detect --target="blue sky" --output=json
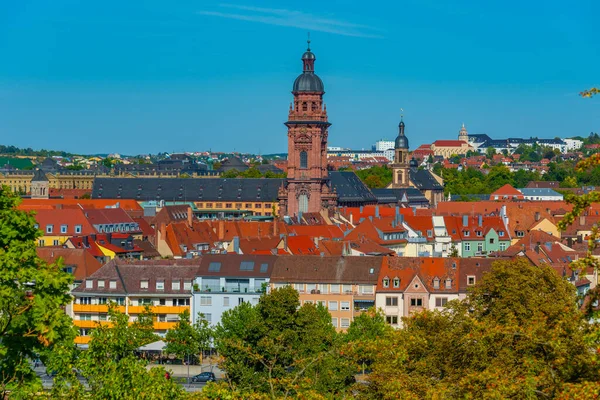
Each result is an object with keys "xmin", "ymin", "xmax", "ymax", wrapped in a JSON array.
[{"xmin": 0, "ymin": 0, "xmax": 598, "ymax": 155}]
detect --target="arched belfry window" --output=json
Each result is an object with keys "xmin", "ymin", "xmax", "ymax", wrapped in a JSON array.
[{"xmin": 300, "ymin": 151, "xmax": 308, "ymax": 169}]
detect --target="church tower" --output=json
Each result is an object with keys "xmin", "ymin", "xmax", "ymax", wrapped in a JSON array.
[
  {"xmin": 278, "ymin": 39, "xmax": 337, "ymax": 218},
  {"xmin": 390, "ymin": 116, "xmax": 410, "ymax": 188},
  {"xmin": 458, "ymin": 123, "xmax": 469, "ymax": 142}
]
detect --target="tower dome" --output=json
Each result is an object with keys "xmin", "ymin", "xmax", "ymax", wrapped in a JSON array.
[
  {"xmin": 395, "ymin": 119, "xmax": 409, "ymax": 149},
  {"xmin": 292, "ymin": 39, "xmax": 324, "ymax": 93}
]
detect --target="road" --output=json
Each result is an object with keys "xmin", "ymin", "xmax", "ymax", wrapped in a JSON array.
[{"xmin": 33, "ymin": 365, "xmax": 208, "ymax": 392}]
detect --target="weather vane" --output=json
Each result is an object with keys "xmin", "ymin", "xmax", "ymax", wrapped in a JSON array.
[{"xmin": 307, "ymin": 32, "xmax": 311, "ymax": 50}]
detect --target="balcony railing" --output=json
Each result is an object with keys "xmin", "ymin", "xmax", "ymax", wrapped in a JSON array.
[
  {"xmin": 74, "ymin": 336, "xmax": 91, "ymax": 344},
  {"xmin": 73, "ymin": 320, "xmax": 112, "ymax": 328},
  {"xmin": 408, "ymin": 237, "xmax": 428, "ymax": 243},
  {"xmin": 128, "ymin": 305, "xmax": 190, "ymax": 314},
  {"xmin": 198, "ymin": 286, "xmax": 263, "ymax": 294},
  {"xmin": 73, "ymin": 304, "xmax": 125, "ymax": 313}
]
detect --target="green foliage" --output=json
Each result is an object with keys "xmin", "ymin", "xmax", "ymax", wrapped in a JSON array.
[
  {"xmin": 355, "ymin": 166, "xmax": 392, "ymax": 188},
  {"xmin": 214, "ymin": 286, "xmax": 355, "ymax": 398},
  {"xmin": 440, "ymin": 165, "xmax": 544, "ymax": 195},
  {"xmin": 360, "ymin": 259, "xmax": 600, "ymax": 399},
  {"xmin": 165, "ymin": 310, "xmax": 212, "ymax": 361},
  {"xmin": 0, "ymin": 186, "xmax": 75, "ymax": 397}
]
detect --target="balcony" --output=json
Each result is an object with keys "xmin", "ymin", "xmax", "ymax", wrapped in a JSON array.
[
  {"xmin": 73, "ymin": 304, "xmax": 125, "ymax": 313},
  {"xmin": 153, "ymin": 321, "xmax": 178, "ymax": 330},
  {"xmin": 73, "ymin": 320, "xmax": 112, "ymax": 328},
  {"xmin": 128, "ymin": 305, "xmax": 190, "ymax": 314},
  {"xmin": 197, "ymin": 285, "xmax": 263, "ymax": 294},
  {"xmin": 407, "ymin": 237, "xmax": 428, "ymax": 243},
  {"xmin": 418, "ymin": 252, "xmax": 431, "ymax": 257},
  {"xmin": 74, "ymin": 336, "xmax": 91, "ymax": 344}
]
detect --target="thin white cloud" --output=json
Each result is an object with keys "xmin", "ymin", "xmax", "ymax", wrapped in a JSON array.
[{"xmin": 198, "ymin": 4, "xmax": 384, "ymax": 39}]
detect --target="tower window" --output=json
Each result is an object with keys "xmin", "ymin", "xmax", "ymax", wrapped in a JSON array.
[
  {"xmin": 300, "ymin": 151, "xmax": 308, "ymax": 169},
  {"xmin": 311, "ymin": 102, "xmax": 318, "ymax": 111},
  {"xmin": 302, "ymin": 102, "xmax": 308, "ymax": 111},
  {"xmin": 298, "ymin": 194, "xmax": 308, "ymax": 214}
]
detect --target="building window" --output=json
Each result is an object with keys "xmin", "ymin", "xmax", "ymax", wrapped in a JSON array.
[
  {"xmin": 467, "ymin": 276, "xmax": 476, "ymax": 286},
  {"xmin": 463, "ymin": 231, "xmax": 469, "ymax": 237},
  {"xmin": 53, "ymin": 240, "xmax": 60, "ymax": 246},
  {"xmin": 499, "ymin": 231, "xmax": 504, "ymax": 237},
  {"xmin": 46, "ymin": 224, "xmax": 53, "ymax": 234},
  {"xmin": 340, "ymin": 318, "xmax": 350, "ymax": 328},
  {"xmin": 98, "ymin": 297, "xmax": 108, "ymax": 304},
  {"xmin": 86, "ymin": 280, "xmax": 93, "ymax": 289},
  {"xmin": 294, "ymin": 283, "xmax": 305, "ymax": 293},
  {"xmin": 75, "ymin": 225, "xmax": 82, "ymax": 234},
  {"xmin": 38, "ymin": 239, "xmax": 44, "ymax": 247},
  {"xmin": 341, "ymin": 301, "xmax": 350, "ymax": 311},
  {"xmin": 328, "ymin": 301, "xmax": 338, "ymax": 311},
  {"xmin": 300, "ymin": 151, "xmax": 308, "ymax": 169},
  {"xmin": 318, "ymin": 284, "xmax": 328, "ymax": 294},
  {"xmin": 99, "ymin": 314, "xmax": 108, "ymax": 321},
  {"xmin": 60, "ymin": 224, "xmax": 68, "ymax": 234},
  {"xmin": 489, "ymin": 238, "xmax": 495, "ymax": 244},
  {"xmin": 172, "ymin": 281, "xmax": 181, "ymax": 291},
  {"xmin": 410, "ymin": 298, "xmax": 423, "ymax": 307},
  {"xmin": 200, "ymin": 296, "xmax": 212, "ymax": 306},
  {"xmin": 433, "ymin": 278, "xmax": 440, "ymax": 289},
  {"xmin": 140, "ymin": 280, "xmax": 149, "ymax": 290},
  {"xmin": 386, "ymin": 297, "xmax": 398, "ymax": 306},
  {"xmin": 254, "ymin": 203, "xmax": 262, "ymax": 208},
  {"xmin": 109, "ymin": 280, "xmax": 117, "ymax": 289},
  {"xmin": 331, "ymin": 317, "xmax": 338, "ymax": 328},
  {"xmin": 183, "ymin": 281, "xmax": 192, "ymax": 291},
  {"xmin": 516, "ymin": 231, "xmax": 525, "ymax": 237},
  {"xmin": 204, "ymin": 313, "xmax": 212, "ymax": 324},
  {"xmin": 79, "ymin": 297, "xmax": 92, "ymax": 305},
  {"xmin": 427, "ymin": 230, "xmax": 433, "ymax": 238},
  {"xmin": 238, "ymin": 298, "xmax": 244, "ymax": 305},
  {"xmin": 393, "ymin": 277, "xmax": 400, "ymax": 288},
  {"xmin": 79, "ymin": 314, "xmax": 92, "ymax": 321},
  {"xmin": 223, "ymin": 297, "xmax": 230, "ymax": 306},
  {"xmin": 435, "ymin": 297, "xmax": 448, "ymax": 307},
  {"xmin": 382, "ymin": 277, "xmax": 390, "ymax": 288},
  {"xmin": 464, "ymin": 243, "xmax": 471, "ymax": 252},
  {"xmin": 98, "ymin": 280, "xmax": 105, "ymax": 289},
  {"xmin": 386, "ymin": 315, "xmax": 398, "ymax": 325},
  {"xmin": 330, "ymin": 284, "xmax": 340, "ymax": 293},
  {"xmin": 500, "ymin": 242, "xmax": 507, "ymax": 251},
  {"xmin": 445, "ymin": 279, "xmax": 452, "ymax": 289},
  {"xmin": 298, "ymin": 194, "xmax": 308, "ymax": 214}
]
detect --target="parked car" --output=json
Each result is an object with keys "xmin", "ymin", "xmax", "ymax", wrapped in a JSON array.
[{"xmin": 191, "ymin": 372, "xmax": 216, "ymax": 383}]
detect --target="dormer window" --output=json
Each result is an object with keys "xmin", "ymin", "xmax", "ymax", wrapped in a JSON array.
[
  {"xmin": 393, "ymin": 277, "xmax": 400, "ymax": 288},
  {"xmin": 445, "ymin": 279, "xmax": 452, "ymax": 289},
  {"xmin": 463, "ymin": 231, "xmax": 470, "ymax": 237},
  {"xmin": 433, "ymin": 278, "xmax": 440, "ymax": 289},
  {"xmin": 476, "ymin": 231, "xmax": 482, "ymax": 237},
  {"xmin": 382, "ymin": 277, "xmax": 390, "ymax": 288},
  {"xmin": 499, "ymin": 231, "xmax": 505, "ymax": 237},
  {"xmin": 427, "ymin": 230, "xmax": 433, "ymax": 238}
]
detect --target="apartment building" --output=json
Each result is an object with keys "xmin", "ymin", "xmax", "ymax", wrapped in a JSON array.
[
  {"xmin": 191, "ymin": 254, "xmax": 276, "ymax": 326},
  {"xmin": 70, "ymin": 259, "xmax": 198, "ymax": 345},
  {"xmin": 270, "ymin": 256, "xmax": 381, "ymax": 331}
]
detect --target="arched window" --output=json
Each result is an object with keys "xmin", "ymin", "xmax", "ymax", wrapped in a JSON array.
[
  {"xmin": 298, "ymin": 194, "xmax": 308, "ymax": 214},
  {"xmin": 311, "ymin": 102, "xmax": 318, "ymax": 111},
  {"xmin": 302, "ymin": 102, "xmax": 308, "ymax": 111},
  {"xmin": 382, "ymin": 277, "xmax": 390, "ymax": 288},
  {"xmin": 393, "ymin": 277, "xmax": 400, "ymax": 288},
  {"xmin": 300, "ymin": 151, "xmax": 308, "ymax": 169}
]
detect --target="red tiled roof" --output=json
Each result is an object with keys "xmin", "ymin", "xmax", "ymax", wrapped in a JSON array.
[
  {"xmin": 432, "ymin": 140, "xmax": 471, "ymax": 147},
  {"xmin": 286, "ymin": 235, "xmax": 318, "ymax": 255},
  {"xmin": 37, "ymin": 247, "xmax": 103, "ymax": 281},
  {"xmin": 33, "ymin": 208, "xmax": 97, "ymax": 236},
  {"xmin": 19, "ymin": 199, "xmax": 142, "ymax": 211},
  {"xmin": 490, "ymin": 184, "xmax": 524, "ymax": 199}
]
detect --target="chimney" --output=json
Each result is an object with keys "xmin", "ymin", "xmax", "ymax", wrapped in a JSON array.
[
  {"xmin": 375, "ymin": 206, "xmax": 380, "ymax": 218},
  {"xmin": 462, "ymin": 215, "xmax": 469, "ymax": 227},
  {"xmin": 534, "ymin": 212, "xmax": 540, "ymax": 222},
  {"xmin": 283, "ymin": 235, "xmax": 288, "ymax": 251},
  {"xmin": 478, "ymin": 215, "xmax": 482, "ymax": 227},
  {"xmin": 218, "ymin": 220, "xmax": 225, "ymax": 241},
  {"xmin": 187, "ymin": 206, "xmax": 194, "ymax": 227},
  {"xmin": 233, "ymin": 236, "xmax": 240, "ymax": 254},
  {"xmin": 579, "ymin": 216, "xmax": 586, "ymax": 226},
  {"xmin": 273, "ymin": 218, "xmax": 278, "ymax": 236}
]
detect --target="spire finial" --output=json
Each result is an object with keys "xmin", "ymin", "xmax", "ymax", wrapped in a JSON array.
[
  {"xmin": 307, "ymin": 32, "xmax": 311, "ymax": 50},
  {"xmin": 400, "ymin": 107, "xmax": 404, "ymax": 122}
]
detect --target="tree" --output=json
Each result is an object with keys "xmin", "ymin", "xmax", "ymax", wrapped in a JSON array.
[
  {"xmin": 448, "ymin": 244, "xmax": 459, "ymax": 257},
  {"xmin": 355, "ymin": 165, "xmax": 392, "ymax": 188},
  {"xmin": 222, "ymin": 169, "xmax": 240, "ymax": 178},
  {"xmin": 213, "ymin": 286, "xmax": 354, "ymax": 398},
  {"xmin": 60, "ymin": 304, "xmax": 186, "ymax": 399},
  {"xmin": 484, "ymin": 165, "xmax": 514, "ymax": 191},
  {"xmin": 0, "ymin": 186, "xmax": 75, "ymax": 397},
  {"xmin": 165, "ymin": 310, "xmax": 212, "ymax": 363},
  {"xmin": 240, "ymin": 168, "xmax": 262, "ymax": 178},
  {"xmin": 361, "ymin": 259, "xmax": 600, "ymax": 399},
  {"xmin": 581, "ymin": 87, "xmax": 599, "ymax": 98},
  {"xmin": 486, "ymin": 147, "xmax": 496, "ymax": 159}
]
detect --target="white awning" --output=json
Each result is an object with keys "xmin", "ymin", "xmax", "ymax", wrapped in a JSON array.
[{"xmin": 138, "ymin": 340, "xmax": 166, "ymax": 351}]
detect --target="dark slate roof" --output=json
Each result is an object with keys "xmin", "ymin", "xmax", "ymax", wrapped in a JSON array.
[
  {"xmin": 293, "ymin": 73, "xmax": 324, "ymax": 92},
  {"xmin": 93, "ymin": 172, "xmax": 377, "ymax": 206},
  {"xmin": 371, "ymin": 188, "xmax": 429, "ymax": 205},
  {"xmin": 328, "ymin": 171, "xmax": 377, "ymax": 204},
  {"xmin": 32, "ymin": 169, "xmax": 49, "ymax": 182},
  {"xmin": 197, "ymin": 254, "xmax": 276, "ymax": 278},
  {"xmin": 92, "ymin": 177, "xmax": 284, "ymax": 202},
  {"xmin": 218, "ymin": 157, "xmax": 249, "ymax": 172},
  {"xmin": 409, "ymin": 169, "xmax": 444, "ymax": 191},
  {"xmin": 271, "ymin": 256, "xmax": 382, "ymax": 284},
  {"xmin": 256, "ymin": 164, "xmax": 284, "ymax": 174}
]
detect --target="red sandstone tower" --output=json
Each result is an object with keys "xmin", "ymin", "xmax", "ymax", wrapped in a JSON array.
[{"xmin": 278, "ymin": 40, "xmax": 337, "ymax": 218}]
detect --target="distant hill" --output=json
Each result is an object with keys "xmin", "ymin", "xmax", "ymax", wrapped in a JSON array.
[{"xmin": 0, "ymin": 157, "xmax": 34, "ymax": 170}]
